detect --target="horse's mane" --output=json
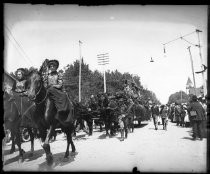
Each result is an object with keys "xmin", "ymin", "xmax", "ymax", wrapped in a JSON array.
[{"xmin": 26, "ymin": 69, "xmax": 40, "ymax": 78}]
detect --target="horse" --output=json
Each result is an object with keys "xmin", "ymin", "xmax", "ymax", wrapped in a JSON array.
[
  {"xmin": 26, "ymin": 69, "xmax": 76, "ymax": 166},
  {"xmin": 3, "ymin": 90, "xmax": 36, "ymax": 162},
  {"xmin": 95, "ymin": 93, "xmax": 119, "ymax": 137},
  {"xmin": 73, "ymin": 101, "xmax": 94, "ymax": 136},
  {"xmin": 105, "ymin": 98, "xmax": 119, "ymax": 136}
]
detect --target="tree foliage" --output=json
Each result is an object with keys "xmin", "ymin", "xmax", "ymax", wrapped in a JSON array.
[
  {"xmin": 168, "ymin": 91, "xmax": 189, "ymax": 104},
  {"xmin": 63, "ymin": 59, "xmax": 161, "ymax": 104}
]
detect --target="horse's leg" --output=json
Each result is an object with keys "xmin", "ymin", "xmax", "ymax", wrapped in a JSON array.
[
  {"xmin": 87, "ymin": 118, "xmax": 93, "ymax": 136},
  {"xmin": 42, "ymin": 125, "xmax": 54, "ymax": 166},
  {"xmin": 105, "ymin": 121, "xmax": 109, "ymax": 137},
  {"xmin": 124, "ymin": 120, "xmax": 128, "ymax": 139},
  {"xmin": 10, "ymin": 131, "xmax": 16, "ymax": 154},
  {"xmin": 28, "ymin": 128, "xmax": 34, "ymax": 156},
  {"xmin": 64, "ymin": 128, "xmax": 76, "ymax": 159},
  {"xmin": 15, "ymin": 128, "xmax": 25, "ymax": 163},
  {"xmin": 132, "ymin": 117, "xmax": 134, "ymax": 133}
]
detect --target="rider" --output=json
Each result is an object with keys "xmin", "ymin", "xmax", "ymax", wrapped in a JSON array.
[
  {"xmin": 43, "ymin": 59, "xmax": 73, "ymax": 123},
  {"xmin": 9, "ymin": 68, "xmax": 28, "ymax": 101},
  {"xmin": 88, "ymin": 95, "xmax": 98, "ymax": 111}
]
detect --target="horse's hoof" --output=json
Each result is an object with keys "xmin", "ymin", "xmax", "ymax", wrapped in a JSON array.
[{"xmin": 18, "ymin": 157, "xmax": 24, "ymax": 163}]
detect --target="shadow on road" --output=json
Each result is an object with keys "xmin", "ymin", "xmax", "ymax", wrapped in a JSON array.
[
  {"xmin": 181, "ymin": 137, "xmax": 194, "ymax": 141},
  {"xmin": 3, "ymin": 149, "xmax": 45, "ymax": 165},
  {"xmin": 73, "ymin": 134, "xmax": 89, "ymax": 141},
  {"xmin": 38, "ymin": 151, "xmax": 78, "ymax": 171},
  {"xmin": 97, "ymin": 133, "xmax": 108, "ymax": 139}
]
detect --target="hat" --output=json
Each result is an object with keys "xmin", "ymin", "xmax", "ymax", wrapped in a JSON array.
[
  {"xmin": 48, "ymin": 60, "xmax": 59, "ymax": 69},
  {"xmin": 16, "ymin": 68, "xmax": 26, "ymax": 75}
]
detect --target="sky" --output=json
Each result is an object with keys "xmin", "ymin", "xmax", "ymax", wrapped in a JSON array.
[{"xmin": 4, "ymin": 4, "xmax": 208, "ymax": 104}]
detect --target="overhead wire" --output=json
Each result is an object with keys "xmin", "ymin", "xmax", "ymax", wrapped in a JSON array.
[{"xmin": 5, "ymin": 25, "xmax": 34, "ymax": 65}]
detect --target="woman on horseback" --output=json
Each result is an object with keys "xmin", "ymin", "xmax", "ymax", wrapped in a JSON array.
[{"xmin": 9, "ymin": 68, "xmax": 28, "ymax": 101}]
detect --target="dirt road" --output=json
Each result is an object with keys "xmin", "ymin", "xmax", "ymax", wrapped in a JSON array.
[{"xmin": 2, "ymin": 120, "xmax": 207, "ymax": 172}]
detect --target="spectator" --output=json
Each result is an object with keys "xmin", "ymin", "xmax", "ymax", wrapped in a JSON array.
[
  {"xmin": 188, "ymin": 95, "xmax": 206, "ymax": 141},
  {"xmin": 160, "ymin": 105, "xmax": 169, "ymax": 130},
  {"xmin": 151, "ymin": 103, "xmax": 159, "ymax": 130},
  {"xmin": 180, "ymin": 105, "xmax": 186, "ymax": 127},
  {"xmin": 174, "ymin": 102, "xmax": 181, "ymax": 126}
]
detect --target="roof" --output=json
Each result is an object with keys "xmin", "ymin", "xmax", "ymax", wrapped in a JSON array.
[{"xmin": 186, "ymin": 77, "xmax": 193, "ymax": 87}]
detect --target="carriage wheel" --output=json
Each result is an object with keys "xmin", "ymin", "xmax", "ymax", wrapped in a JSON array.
[{"xmin": 21, "ymin": 128, "xmax": 31, "ymax": 142}]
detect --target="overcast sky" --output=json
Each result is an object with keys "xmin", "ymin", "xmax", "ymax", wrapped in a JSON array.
[{"xmin": 4, "ymin": 4, "xmax": 208, "ymax": 103}]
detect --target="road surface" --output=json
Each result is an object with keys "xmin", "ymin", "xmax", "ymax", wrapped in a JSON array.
[{"xmin": 2, "ymin": 120, "xmax": 207, "ymax": 172}]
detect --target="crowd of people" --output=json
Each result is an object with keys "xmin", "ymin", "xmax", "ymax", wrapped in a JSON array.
[{"xmin": 150, "ymin": 95, "xmax": 207, "ymax": 141}]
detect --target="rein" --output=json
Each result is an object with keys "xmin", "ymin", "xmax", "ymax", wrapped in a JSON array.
[{"xmin": 34, "ymin": 83, "xmax": 48, "ymax": 105}]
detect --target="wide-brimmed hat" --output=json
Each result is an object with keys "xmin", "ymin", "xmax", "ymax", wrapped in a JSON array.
[{"xmin": 48, "ymin": 59, "xmax": 59, "ymax": 69}]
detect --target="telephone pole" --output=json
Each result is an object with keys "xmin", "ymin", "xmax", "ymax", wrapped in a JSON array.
[
  {"xmin": 196, "ymin": 29, "xmax": 207, "ymax": 96},
  {"xmin": 79, "ymin": 40, "xmax": 82, "ymax": 102},
  {"xmin": 97, "ymin": 53, "xmax": 109, "ymax": 93},
  {"xmin": 187, "ymin": 46, "xmax": 197, "ymax": 96}
]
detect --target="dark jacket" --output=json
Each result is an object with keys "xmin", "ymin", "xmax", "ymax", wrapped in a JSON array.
[
  {"xmin": 151, "ymin": 105, "xmax": 159, "ymax": 116},
  {"xmin": 188, "ymin": 101, "xmax": 206, "ymax": 121}
]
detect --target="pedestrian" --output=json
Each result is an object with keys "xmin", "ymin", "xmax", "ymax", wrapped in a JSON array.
[
  {"xmin": 174, "ymin": 102, "xmax": 181, "ymax": 126},
  {"xmin": 160, "ymin": 105, "xmax": 169, "ymax": 130},
  {"xmin": 180, "ymin": 105, "xmax": 186, "ymax": 127},
  {"xmin": 118, "ymin": 99, "xmax": 127, "ymax": 141},
  {"xmin": 151, "ymin": 103, "xmax": 159, "ymax": 130},
  {"xmin": 187, "ymin": 95, "xmax": 206, "ymax": 141}
]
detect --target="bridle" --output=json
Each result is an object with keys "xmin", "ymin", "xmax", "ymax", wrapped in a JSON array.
[{"xmin": 30, "ymin": 79, "xmax": 48, "ymax": 105}]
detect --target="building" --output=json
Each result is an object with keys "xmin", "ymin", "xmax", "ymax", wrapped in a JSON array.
[{"xmin": 186, "ymin": 77, "xmax": 204, "ymax": 97}]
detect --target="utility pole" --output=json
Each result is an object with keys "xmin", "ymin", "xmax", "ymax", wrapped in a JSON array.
[
  {"xmin": 187, "ymin": 46, "xmax": 197, "ymax": 96},
  {"xmin": 97, "ymin": 53, "xmax": 109, "ymax": 93},
  {"xmin": 79, "ymin": 40, "xmax": 82, "ymax": 102},
  {"xmin": 163, "ymin": 29, "xmax": 207, "ymax": 97},
  {"xmin": 196, "ymin": 29, "xmax": 207, "ymax": 96},
  {"xmin": 180, "ymin": 90, "xmax": 182, "ymax": 103}
]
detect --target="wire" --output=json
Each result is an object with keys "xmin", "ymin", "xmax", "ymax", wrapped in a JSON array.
[
  {"xmin": 5, "ymin": 25, "xmax": 33, "ymax": 65},
  {"xmin": 163, "ymin": 31, "xmax": 196, "ymax": 46},
  {"xmin": 181, "ymin": 37, "xmax": 198, "ymax": 47},
  {"xmin": 4, "ymin": 32, "xmax": 31, "ymax": 66}
]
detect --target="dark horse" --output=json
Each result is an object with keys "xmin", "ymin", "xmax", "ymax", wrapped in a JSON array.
[
  {"xmin": 3, "ymin": 91, "xmax": 36, "ymax": 162},
  {"xmin": 26, "ymin": 70, "xmax": 76, "ymax": 166}
]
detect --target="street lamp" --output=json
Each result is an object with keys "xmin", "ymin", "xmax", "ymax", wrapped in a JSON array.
[{"xmin": 150, "ymin": 57, "xmax": 154, "ymax": 62}]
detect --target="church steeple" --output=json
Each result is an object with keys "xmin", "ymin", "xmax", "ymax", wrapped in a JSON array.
[{"xmin": 186, "ymin": 77, "xmax": 193, "ymax": 89}]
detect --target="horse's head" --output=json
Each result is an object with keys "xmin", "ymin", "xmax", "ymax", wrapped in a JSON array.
[{"xmin": 26, "ymin": 70, "xmax": 42, "ymax": 100}]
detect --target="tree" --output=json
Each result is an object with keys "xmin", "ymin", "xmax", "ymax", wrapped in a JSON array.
[{"xmin": 168, "ymin": 91, "xmax": 189, "ymax": 104}]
